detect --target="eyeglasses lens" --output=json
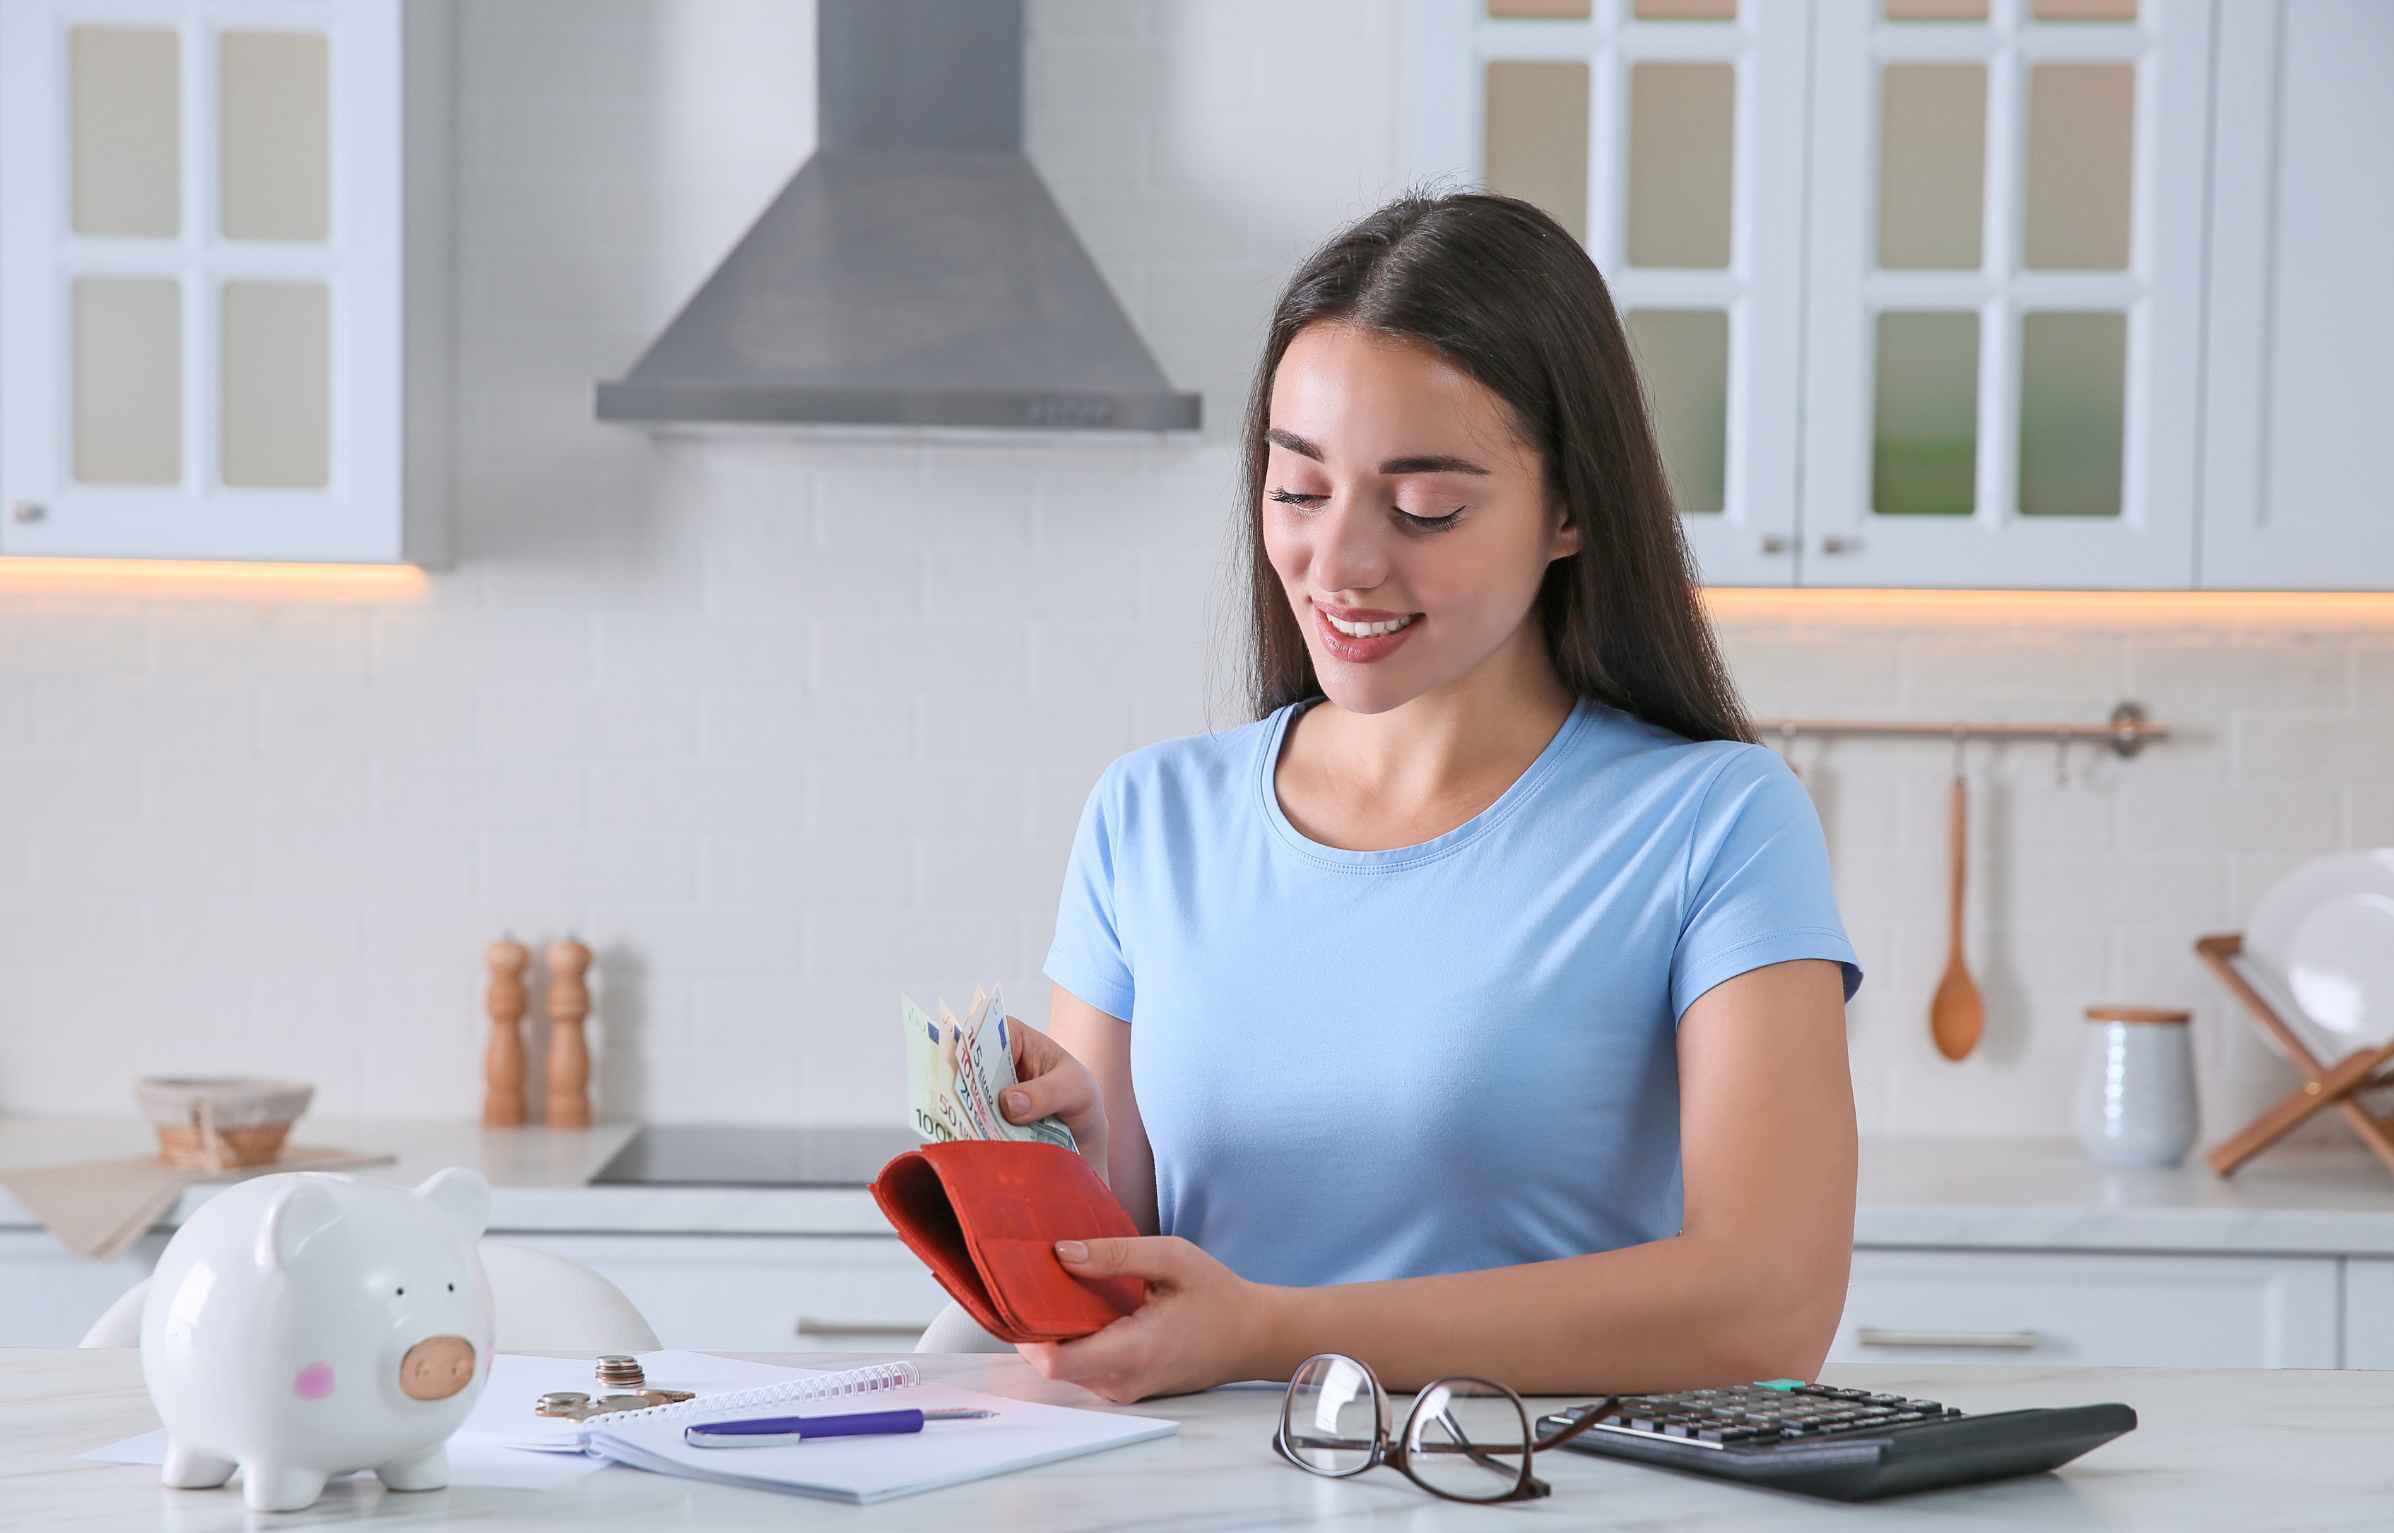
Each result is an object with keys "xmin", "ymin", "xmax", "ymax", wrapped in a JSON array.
[
  {"xmin": 1402, "ymin": 1378, "xmax": 1531, "ymax": 1501},
  {"xmin": 1282, "ymin": 1355, "xmax": 1380, "ymax": 1475}
]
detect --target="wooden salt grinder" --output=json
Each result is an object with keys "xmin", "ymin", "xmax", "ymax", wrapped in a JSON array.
[
  {"xmin": 482, "ymin": 938, "xmax": 531, "ymax": 1127},
  {"xmin": 546, "ymin": 937, "xmax": 594, "ymax": 1128}
]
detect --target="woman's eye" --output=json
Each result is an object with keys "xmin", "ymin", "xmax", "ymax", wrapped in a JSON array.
[{"xmin": 1271, "ymin": 488, "xmax": 1463, "ymax": 533}]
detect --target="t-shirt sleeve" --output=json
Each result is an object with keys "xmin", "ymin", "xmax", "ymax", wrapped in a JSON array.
[
  {"xmin": 1670, "ymin": 744, "xmax": 1864, "ymax": 1023},
  {"xmin": 1042, "ymin": 760, "xmax": 1136, "ymax": 1021}
]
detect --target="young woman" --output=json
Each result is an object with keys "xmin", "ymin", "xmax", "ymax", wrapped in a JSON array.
[{"xmin": 993, "ymin": 190, "xmax": 1864, "ymax": 1405}]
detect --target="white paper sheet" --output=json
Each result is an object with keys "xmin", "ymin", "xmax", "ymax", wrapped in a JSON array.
[{"xmin": 585, "ymin": 1378, "xmax": 1177, "ymax": 1504}]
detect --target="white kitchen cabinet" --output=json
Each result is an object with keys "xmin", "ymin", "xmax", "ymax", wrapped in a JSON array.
[
  {"xmin": 1399, "ymin": 0, "xmax": 2394, "ymax": 594},
  {"xmin": 1832, "ymin": 1247, "xmax": 2341, "ymax": 1370},
  {"xmin": 1401, "ymin": 0, "xmax": 1811, "ymax": 586},
  {"xmin": 493, "ymin": 1234, "xmax": 948, "ymax": 1355},
  {"xmin": 2195, "ymin": 0, "xmax": 2394, "ymax": 590},
  {"xmin": 1798, "ymin": 0, "xmax": 2210, "ymax": 590},
  {"xmin": 0, "ymin": 0, "xmax": 449, "ymax": 564},
  {"xmin": 2345, "ymin": 1258, "xmax": 2394, "ymax": 1371}
]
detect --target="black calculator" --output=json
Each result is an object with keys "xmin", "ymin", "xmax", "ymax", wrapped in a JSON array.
[{"xmin": 1536, "ymin": 1379, "xmax": 2137, "ymax": 1502}]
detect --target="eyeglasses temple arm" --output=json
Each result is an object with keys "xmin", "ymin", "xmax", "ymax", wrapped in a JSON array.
[{"xmin": 1532, "ymin": 1395, "xmax": 1621, "ymax": 1452}]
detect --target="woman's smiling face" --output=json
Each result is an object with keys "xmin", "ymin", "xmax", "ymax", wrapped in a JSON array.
[{"xmin": 1261, "ymin": 321, "xmax": 1580, "ymax": 716}]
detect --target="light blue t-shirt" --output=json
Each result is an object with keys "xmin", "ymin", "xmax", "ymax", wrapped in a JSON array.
[{"xmin": 1042, "ymin": 693, "xmax": 1863, "ymax": 1290}]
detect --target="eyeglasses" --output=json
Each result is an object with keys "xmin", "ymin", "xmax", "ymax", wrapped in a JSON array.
[{"xmin": 1271, "ymin": 1352, "xmax": 1618, "ymax": 1505}]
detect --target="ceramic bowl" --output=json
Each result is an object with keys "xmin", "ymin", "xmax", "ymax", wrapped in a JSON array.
[{"xmin": 134, "ymin": 1076, "xmax": 315, "ymax": 1169}]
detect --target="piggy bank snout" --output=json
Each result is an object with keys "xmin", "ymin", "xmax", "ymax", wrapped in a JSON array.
[{"xmin": 398, "ymin": 1335, "xmax": 476, "ymax": 1401}]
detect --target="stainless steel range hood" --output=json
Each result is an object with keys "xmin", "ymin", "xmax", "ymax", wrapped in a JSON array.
[{"xmin": 595, "ymin": 0, "xmax": 1199, "ymax": 434}]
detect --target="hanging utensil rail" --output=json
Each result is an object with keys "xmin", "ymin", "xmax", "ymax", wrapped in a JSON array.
[{"xmin": 1749, "ymin": 701, "xmax": 2168, "ymax": 759}]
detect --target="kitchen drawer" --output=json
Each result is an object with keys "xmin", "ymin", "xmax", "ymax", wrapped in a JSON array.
[
  {"xmin": 1831, "ymin": 1248, "xmax": 2339, "ymax": 1370},
  {"xmin": 2347, "ymin": 1258, "xmax": 2394, "ymax": 1370},
  {"xmin": 498, "ymin": 1234, "xmax": 945, "ymax": 1355}
]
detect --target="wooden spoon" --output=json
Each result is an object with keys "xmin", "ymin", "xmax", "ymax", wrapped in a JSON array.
[{"xmin": 1930, "ymin": 769, "xmax": 1985, "ymax": 1061}]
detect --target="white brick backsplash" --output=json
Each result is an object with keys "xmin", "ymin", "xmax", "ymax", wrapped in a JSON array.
[
  {"xmin": 2353, "ymin": 778, "xmax": 2394, "ymax": 844},
  {"xmin": 28, "ymin": 817, "xmax": 253, "ymax": 897},
  {"xmin": 2234, "ymin": 707, "xmax": 2394, "ymax": 779},
  {"xmin": 22, "ymin": 673, "xmax": 253, "ymax": 763},
  {"xmin": 803, "ymin": 901, "xmax": 1011, "ymax": 993},
  {"xmin": 2, "ymin": 0, "xmax": 2389, "ymax": 1142},
  {"xmin": 806, "ymin": 761, "xmax": 1030, "ymax": 844},
  {"xmin": 1722, "ymin": 629, "xmax": 1906, "ymax": 715},
  {"xmin": 0, "ymin": 750, "xmax": 144, "ymax": 828},
  {"xmin": 574, "ymin": 903, "xmax": 806, "ymax": 979},
  {"xmin": 702, "ymin": 685, "xmax": 913, "ymax": 767},
  {"xmin": 148, "ymin": 606, "xmax": 371, "ymax": 685},
  {"xmin": 703, "ymin": 822, "xmax": 911, "ymax": 909},
  {"xmin": 479, "ymin": 682, "xmax": 703, "ymax": 763},
  {"xmin": 0, "ymin": 603, "xmax": 152, "ymax": 677},
  {"xmin": 374, "ymin": 609, "xmax": 595, "ymax": 688},
  {"xmin": 2354, "ymin": 636, "xmax": 2394, "ymax": 702},
  {"xmin": 483, "ymin": 829, "xmax": 703, "ymax": 909},
  {"xmin": 812, "ymin": 618, "xmax": 1030, "ymax": 699},
  {"xmin": 2127, "ymin": 631, "xmax": 2353, "ymax": 712},
  {"xmin": 255, "ymin": 674, "xmax": 479, "ymax": 763},
  {"xmin": 373, "ymin": 760, "xmax": 584, "ymax": 832},
  {"xmin": 587, "ymin": 763, "xmax": 798, "ymax": 832},
  {"xmin": 1897, "ymin": 629, "xmax": 2133, "ymax": 705}
]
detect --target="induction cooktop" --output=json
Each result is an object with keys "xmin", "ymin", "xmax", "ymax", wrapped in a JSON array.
[{"xmin": 591, "ymin": 1124, "xmax": 917, "ymax": 1187}]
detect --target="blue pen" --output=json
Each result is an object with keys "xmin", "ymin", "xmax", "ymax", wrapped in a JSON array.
[{"xmin": 683, "ymin": 1407, "xmax": 997, "ymax": 1448}]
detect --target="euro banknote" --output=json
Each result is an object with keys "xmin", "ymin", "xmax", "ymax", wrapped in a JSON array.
[{"xmin": 901, "ymin": 985, "xmax": 1076, "ymax": 1151}]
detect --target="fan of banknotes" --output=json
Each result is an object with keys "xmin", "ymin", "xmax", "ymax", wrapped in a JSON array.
[{"xmin": 902, "ymin": 984, "xmax": 1076, "ymax": 1150}]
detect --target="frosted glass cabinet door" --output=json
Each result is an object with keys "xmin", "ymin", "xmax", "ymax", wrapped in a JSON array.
[
  {"xmin": 1402, "ymin": 0, "xmax": 1809, "ymax": 586},
  {"xmin": 2197, "ymin": 0, "xmax": 2394, "ymax": 590},
  {"xmin": 1797, "ymin": 0, "xmax": 2210, "ymax": 588},
  {"xmin": 0, "ymin": 0, "xmax": 432, "ymax": 564}
]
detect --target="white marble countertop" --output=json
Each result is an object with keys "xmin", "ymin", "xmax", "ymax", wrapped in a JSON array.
[
  {"xmin": 12, "ymin": 1347, "xmax": 2392, "ymax": 1529},
  {"xmin": 0, "ymin": 1117, "xmax": 896, "ymax": 1238},
  {"xmin": 4, "ymin": 1119, "xmax": 2391, "ymax": 1253},
  {"xmin": 1854, "ymin": 1136, "xmax": 2394, "ymax": 1255}
]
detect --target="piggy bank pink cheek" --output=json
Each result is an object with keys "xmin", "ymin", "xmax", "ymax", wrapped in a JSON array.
[{"xmin": 293, "ymin": 1363, "xmax": 336, "ymax": 1400}]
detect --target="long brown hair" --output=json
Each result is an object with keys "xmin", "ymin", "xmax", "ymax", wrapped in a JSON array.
[{"xmin": 1230, "ymin": 186, "xmax": 1755, "ymax": 747}]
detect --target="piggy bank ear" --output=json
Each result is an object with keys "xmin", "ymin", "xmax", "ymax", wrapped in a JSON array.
[
  {"xmin": 413, "ymin": 1167, "xmax": 492, "ymax": 1241},
  {"xmin": 256, "ymin": 1177, "xmax": 343, "ymax": 1271}
]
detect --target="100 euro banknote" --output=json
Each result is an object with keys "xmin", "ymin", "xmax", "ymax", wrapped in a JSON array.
[{"xmin": 900, "ymin": 987, "xmax": 1075, "ymax": 1150}]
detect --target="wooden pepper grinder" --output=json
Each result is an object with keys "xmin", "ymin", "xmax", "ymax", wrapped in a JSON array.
[
  {"xmin": 545, "ymin": 936, "xmax": 594, "ymax": 1128},
  {"xmin": 482, "ymin": 937, "xmax": 530, "ymax": 1127}
]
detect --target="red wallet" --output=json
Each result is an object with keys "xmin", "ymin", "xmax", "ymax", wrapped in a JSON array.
[{"xmin": 870, "ymin": 1139, "xmax": 1147, "ymax": 1344}]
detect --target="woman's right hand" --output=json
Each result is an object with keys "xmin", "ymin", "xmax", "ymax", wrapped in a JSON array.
[{"xmin": 1000, "ymin": 1016, "xmax": 1110, "ymax": 1187}]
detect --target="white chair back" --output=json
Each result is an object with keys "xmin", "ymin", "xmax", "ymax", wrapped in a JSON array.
[
  {"xmin": 476, "ymin": 1240, "xmax": 659, "ymax": 1353},
  {"xmin": 913, "ymin": 1298, "xmax": 1014, "ymax": 1354},
  {"xmin": 78, "ymin": 1240, "xmax": 660, "ymax": 1355}
]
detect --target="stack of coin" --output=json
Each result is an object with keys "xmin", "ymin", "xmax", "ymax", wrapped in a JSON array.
[{"xmin": 595, "ymin": 1355, "xmax": 645, "ymax": 1390}]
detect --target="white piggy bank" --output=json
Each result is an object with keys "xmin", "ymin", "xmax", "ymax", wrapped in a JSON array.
[{"xmin": 138, "ymin": 1167, "xmax": 496, "ymax": 1512}]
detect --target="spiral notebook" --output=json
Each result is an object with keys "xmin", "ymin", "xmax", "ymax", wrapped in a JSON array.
[{"xmin": 490, "ymin": 1351, "xmax": 1176, "ymax": 1505}]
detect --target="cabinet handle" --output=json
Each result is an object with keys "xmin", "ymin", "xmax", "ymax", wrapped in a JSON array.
[
  {"xmin": 795, "ymin": 1317, "xmax": 927, "ymax": 1339},
  {"xmin": 9, "ymin": 501, "xmax": 43, "ymax": 525},
  {"xmin": 1819, "ymin": 534, "xmax": 1862, "ymax": 555},
  {"xmin": 1758, "ymin": 533, "xmax": 1791, "ymax": 555},
  {"xmin": 1856, "ymin": 1326, "xmax": 2040, "ymax": 1351}
]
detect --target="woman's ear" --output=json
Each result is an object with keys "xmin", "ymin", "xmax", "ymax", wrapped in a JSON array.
[{"xmin": 1549, "ymin": 503, "xmax": 1583, "ymax": 561}]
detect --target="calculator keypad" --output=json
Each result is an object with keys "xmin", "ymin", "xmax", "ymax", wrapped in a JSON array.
[{"xmin": 1581, "ymin": 1383, "xmax": 1965, "ymax": 1450}]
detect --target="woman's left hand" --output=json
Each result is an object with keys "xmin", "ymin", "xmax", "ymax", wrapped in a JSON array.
[{"xmin": 1015, "ymin": 1236, "xmax": 1283, "ymax": 1403}]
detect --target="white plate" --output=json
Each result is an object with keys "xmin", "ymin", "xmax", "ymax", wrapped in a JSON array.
[{"xmin": 2246, "ymin": 850, "xmax": 2394, "ymax": 1050}]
